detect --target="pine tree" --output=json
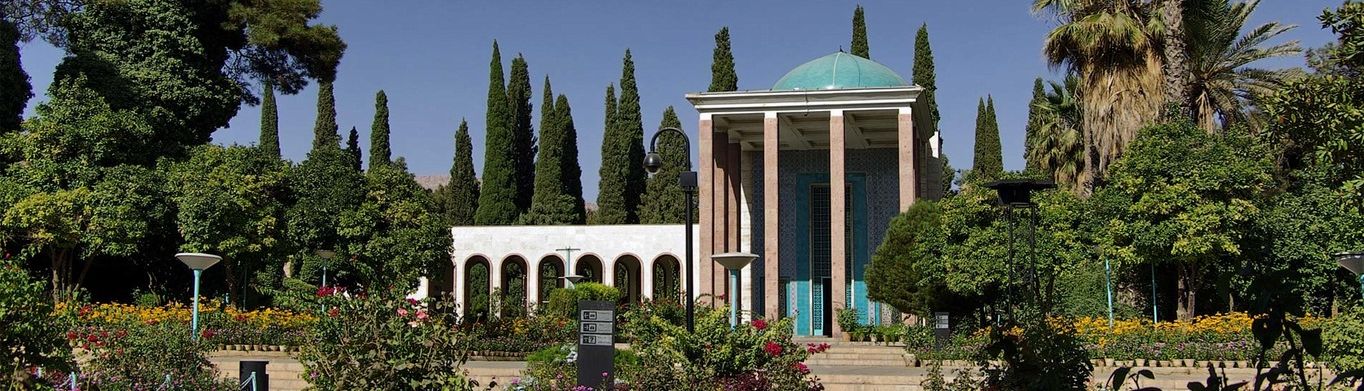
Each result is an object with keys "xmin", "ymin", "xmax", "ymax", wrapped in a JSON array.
[
  {"xmin": 593, "ymin": 84, "xmax": 626, "ymax": 225},
  {"xmin": 475, "ymin": 41, "xmax": 519, "ymax": 225},
  {"xmin": 369, "ymin": 90, "xmax": 391, "ymax": 170},
  {"xmin": 507, "ymin": 55, "xmax": 537, "ymax": 215},
  {"xmin": 709, "ymin": 27, "xmax": 738, "ymax": 92},
  {"xmin": 259, "ymin": 81, "xmax": 280, "ymax": 157},
  {"xmin": 617, "ymin": 50, "xmax": 646, "ymax": 224},
  {"xmin": 312, "ymin": 81, "xmax": 339, "ymax": 149},
  {"xmin": 442, "ymin": 119, "xmax": 480, "ymax": 226},
  {"xmin": 972, "ymin": 96, "xmax": 1003, "ymax": 179},
  {"xmin": 851, "ymin": 5, "xmax": 870, "ymax": 59},
  {"xmin": 640, "ymin": 107, "xmax": 691, "ymax": 224},
  {"xmin": 521, "ymin": 76, "xmax": 577, "ymax": 225},
  {"xmin": 911, "ymin": 24, "xmax": 939, "ymax": 131},
  {"xmin": 345, "ymin": 126, "xmax": 362, "ymax": 171},
  {"xmin": 558, "ymin": 94, "xmax": 587, "ymax": 224},
  {"xmin": 1024, "ymin": 78, "xmax": 1046, "ymax": 171},
  {"xmin": 0, "ymin": 19, "xmax": 28, "ymax": 133}
]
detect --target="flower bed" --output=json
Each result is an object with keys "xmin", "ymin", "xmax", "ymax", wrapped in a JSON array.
[{"xmin": 57, "ymin": 300, "xmax": 316, "ymax": 346}]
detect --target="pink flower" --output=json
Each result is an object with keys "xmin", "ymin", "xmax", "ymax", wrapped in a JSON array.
[
  {"xmin": 751, "ymin": 319, "xmax": 767, "ymax": 330},
  {"xmin": 397, "ymin": 308, "xmax": 409, "ymax": 317},
  {"xmin": 407, "ymin": 298, "xmax": 418, "ymax": 305},
  {"xmin": 764, "ymin": 342, "xmax": 783, "ymax": 356},
  {"xmin": 415, "ymin": 310, "xmax": 429, "ymax": 320},
  {"xmin": 793, "ymin": 362, "xmax": 810, "ymax": 375}
]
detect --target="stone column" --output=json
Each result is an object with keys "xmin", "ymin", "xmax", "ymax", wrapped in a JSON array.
[
  {"xmin": 699, "ymin": 116, "xmax": 714, "ymax": 301},
  {"xmin": 454, "ymin": 256, "xmax": 465, "ymax": 318},
  {"xmin": 641, "ymin": 257, "xmax": 654, "ymax": 300},
  {"xmin": 489, "ymin": 257, "xmax": 503, "ymax": 316},
  {"xmin": 899, "ymin": 107, "xmax": 916, "ymax": 211},
  {"xmin": 763, "ymin": 112, "xmax": 781, "ymax": 319},
  {"xmin": 712, "ymin": 132, "xmax": 730, "ymax": 301},
  {"xmin": 525, "ymin": 260, "xmax": 539, "ymax": 311},
  {"xmin": 829, "ymin": 110, "xmax": 847, "ymax": 337}
]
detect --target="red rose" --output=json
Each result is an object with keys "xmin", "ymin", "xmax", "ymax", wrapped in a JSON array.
[
  {"xmin": 751, "ymin": 319, "xmax": 767, "ymax": 330},
  {"xmin": 764, "ymin": 342, "xmax": 782, "ymax": 356}
]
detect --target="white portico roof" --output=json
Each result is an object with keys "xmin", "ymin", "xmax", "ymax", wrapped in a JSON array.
[{"xmin": 685, "ymin": 86, "xmax": 930, "ymax": 151}]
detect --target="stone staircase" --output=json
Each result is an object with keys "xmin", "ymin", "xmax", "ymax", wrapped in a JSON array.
[{"xmin": 796, "ymin": 338, "xmax": 912, "ymax": 367}]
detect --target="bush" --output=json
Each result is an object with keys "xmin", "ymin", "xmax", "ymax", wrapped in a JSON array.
[
  {"xmin": 543, "ymin": 283, "xmax": 620, "ymax": 320},
  {"xmin": 620, "ymin": 306, "xmax": 824, "ymax": 390},
  {"xmin": 835, "ymin": 307, "xmax": 861, "ymax": 334},
  {"xmin": 58, "ymin": 321, "xmax": 236, "ymax": 390},
  {"xmin": 300, "ymin": 290, "xmax": 474, "ymax": 390},
  {"xmin": 2, "ymin": 258, "xmax": 74, "ymax": 390},
  {"xmin": 1326, "ymin": 305, "xmax": 1364, "ymax": 373}
]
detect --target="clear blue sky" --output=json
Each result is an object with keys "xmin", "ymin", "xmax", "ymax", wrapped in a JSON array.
[{"xmin": 17, "ymin": 1, "xmax": 1341, "ymax": 200}]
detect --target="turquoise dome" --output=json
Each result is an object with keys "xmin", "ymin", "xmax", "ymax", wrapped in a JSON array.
[{"xmin": 772, "ymin": 52, "xmax": 909, "ymax": 90}]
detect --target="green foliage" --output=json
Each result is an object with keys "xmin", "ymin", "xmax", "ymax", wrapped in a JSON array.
[
  {"xmin": 0, "ymin": 18, "xmax": 29, "ymax": 133},
  {"xmin": 851, "ymin": 5, "xmax": 869, "ymax": 59},
  {"xmin": 866, "ymin": 200, "xmax": 944, "ymax": 316},
  {"xmin": 302, "ymin": 293, "xmax": 473, "ymax": 390},
  {"xmin": 508, "ymin": 55, "xmax": 537, "ymax": 216},
  {"xmin": 617, "ymin": 50, "xmax": 647, "ymax": 224},
  {"xmin": 312, "ymin": 81, "xmax": 339, "ymax": 149},
  {"xmin": 640, "ymin": 107, "xmax": 692, "ymax": 224},
  {"xmin": 1326, "ymin": 305, "xmax": 1364, "ymax": 374},
  {"xmin": 436, "ymin": 120, "xmax": 479, "ymax": 226},
  {"xmin": 476, "ymin": 41, "xmax": 520, "ymax": 226},
  {"xmin": 260, "ymin": 81, "xmax": 280, "ymax": 157},
  {"xmin": 971, "ymin": 96, "xmax": 1003, "ymax": 180},
  {"xmin": 1096, "ymin": 120, "xmax": 1274, "ymax": 319},
  {"xmin": 1024, "ymin": 77, "xmax": 1046, "ymax": 171},
  {"xmin": 1, "ymin": 258, "xmax": 73, "ymax": 389},
  {"xmin": 912, "ymin": 23, "xmax": 940, "ymax": 132},
  {"xmin": 835, "ymin": 306, "xmax": 861, "ymax": 333},
  {"xmin": 67, "ymin": 320, "xmax": 236, "ymax": 390},
  {"xmin": 521, "ymin": 77, "xmax": 581, "ymax": 225},
  {"xmin": 543, "ymin": 283, "xmax": 621, "ymax": 319},
  {"xmin": 593, "ymin": 83, "xmax": 627, "ymax": 225},
  {"xmin": 345, "ymin": 126, "xmax": 362, "ymax": 171},
  {"xmin": 336, "ymin": 160, "xmax": 452, "ymax": 290},
  {"xmin": 284, "ymin": 141, "xmax": 364, "ymax": 268},
  {"xmin": 979, "ymin": 318, "xmax": 1093, "ymax": 391},
  {"xmin": 709, "ymin": 27, "xmax": 738, "ymax": 92},
  {"xmin": 167, "ymin": 144, "xmax": 289, "ymax": 307},
  {"xmin": 619, "ymin": 308, "xmax": 822, "ymax": 390},
  {"xmin": 557, "ymin": 95, "xmax": 587, "ymax": 224},
  {"xmin": 369, "ymin": 90, "xmax": 391, "ymax": 170}
]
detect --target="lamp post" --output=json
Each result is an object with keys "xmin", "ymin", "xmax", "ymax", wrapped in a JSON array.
[
  {"xmin": 1334, "ymin": 252, "xmax": 1364, "ymax": 298},
  {"xmin": 176, "ymin": 253, "xmax": 221, "ymax": 341},
  {"xmin": 558, "ymin": 246, "xmax": 582, "ymax": 288},
  {"xmin": 314, "ymin": 249, "xmax": 336, "ymax": 287},
  {"xmin": 643, "ymin": 126, "xmax": 698, "ymax": 332},
  {"xmin": 984, "ymin": 179, "xmax": 1057, "ymax": 319},
  {"xmin": 713, "ymin": 252, "xmax": 758, "ymax": 330}
]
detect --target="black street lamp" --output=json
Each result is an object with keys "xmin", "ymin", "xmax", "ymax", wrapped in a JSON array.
[
  {"xmin": 643, "ymin": 126, "xmax": 698, "ymax": 332},
  {"xmin": 984, "ymin": 179, "xmax": 1056, "ymax": 318}
]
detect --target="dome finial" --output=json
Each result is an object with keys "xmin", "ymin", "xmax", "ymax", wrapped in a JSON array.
[{"xmin": 839, "ymin": 45, "xmax": 844, "ymax": 53}]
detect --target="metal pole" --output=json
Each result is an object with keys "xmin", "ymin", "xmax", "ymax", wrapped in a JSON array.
[
  {"xmin": 1105, "ymin": 254, "xmax": 1114, "ymax": 329},
  {"xmin": 685, "ymin": 188, "xmax": 695, "ymax": 333},
  {"xmin": 192, "ymin": 269, "xmax": 202, "ymax": 341},
  {"xmin": 730, "ymin": 268, "xmax": 739, "ymax": 330},
  {"xmin": 1151, "ymin": 262, "xmax": 1158, "ymax": 323},
  {"xmin": 1006, "ymin": 208, "xmax": 1015, "ymax": 321},
  {"xmin": 322, "ymin": 258, "xmax": 328, "ymax": 288}
]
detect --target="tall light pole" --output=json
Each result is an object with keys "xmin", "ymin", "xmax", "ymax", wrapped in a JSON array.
[
  {"xmin": 1335, "ymin": 252, "xmax": 1364, "ymax": 298},
  {"xmin": 713, "ymin": 252, "xmax": 757, "ymax": 330},
  {"xmin": 558, "ymin": 246, "xmax": 582, "ymax": 288},
  {"xmin": 176, "ymin": 253, "xmax": 221, "ymax": 341},
  {"xmin": 315, "ymin": 249, "xmax": 336, "ymax": 288},
  {"xmin": 984, "ymin": 179, "xmax": 1057, "ymax": 319},
  {"xmin": 643, "ymin": 126, "xmax": 697, "ymax": 332}
]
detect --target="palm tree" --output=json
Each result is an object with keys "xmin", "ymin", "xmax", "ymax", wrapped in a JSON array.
[
  {"xmin": 1183, "ymin": 0, "xmax": 1302, "ymax": 133},
  {"xmin": 1028, "ymin": 74, "xmax": 1086, "ymax": 189},
  {"xmin": 1033, "ymin": 0, "xmax": 1165, "ymax": 195}
]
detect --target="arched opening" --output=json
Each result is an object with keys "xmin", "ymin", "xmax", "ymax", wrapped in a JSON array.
[
  {"xmin": 501, "ymin": 256, "xmax": 528, "ymax": 318},
  {"xmin": 652, "ymin": 255, "xmax": 681, "ymax": 302},
  {"xmin": 613, "ymin": 255, "xmax": 643, "ymax": 305},
  {"xmin": 538, "ymin": 255, "xmax": 564, "ymax": 304},
  {"xmin": 575, "ymin": 255, "xmax": 603, "ymax": 284},
  {"xmin": 464, "ymin": 256, "xmax": 491, "ymax": 323}
]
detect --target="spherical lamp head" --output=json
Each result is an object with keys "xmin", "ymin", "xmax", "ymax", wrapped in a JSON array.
[{"xmin": 643, "ymin": 152, "xmax": 664, "ymax": 174}]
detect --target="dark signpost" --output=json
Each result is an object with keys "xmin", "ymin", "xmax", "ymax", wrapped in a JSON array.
[
  {"xmin": 577, "ymin": 300, "xmax": 615, "ymax": 389},
  {"xmin": 934, "ymin": 311, "xmax": 950, "ymax": 349}
]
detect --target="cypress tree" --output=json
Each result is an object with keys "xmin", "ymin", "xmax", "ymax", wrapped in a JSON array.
[
  {"xmin": 709, "ymin": 27, "xmax": 738, "ymax": 92},
  {"xmin": 593, "ymin": 84, "xmax": 626, "ymax": 225},
  {"xmin": 640, "ymin": 107, "xmax": 690, "ymax": 224},
  {"xmin": 911, "ymin": 24, "xmax": 939, "ymax": 131},
  {"xmin": 444, "ymin": 119, "xmax": 480, "ymax": 226},
  {"xmin": 522, "ymin": 76, "xmax": 576, "ymax": 225},
  {"xmin": 851, "ymin": 5, "xmax": 870, "ymax": 59},
  {"xmin": 616, "ymin": 50, "xmax": 646, "ymax": 224},
  {"xmin": 0, "ymin": 19, "xmax": 28, "ymax": 133},
  {"xmin": 1024, "ymin": 77, "xmax": 1046, "ymax": 171},
  {"xmin": 312, "ymin": 81, "xmax": 339, "ymax": 149},
  {"xmin": 259, "ymin": 81, "xmax": 280, "ymax": 157},
  {"xmin": 972, "ymin": 96, "xmax": 1003, "ymax": 178},
  {"xmin": 507, "ymin": 55, "xmax": 537, "ymax": 214},
  {"xmin": 558, "ymin": 94, "xmax": 586, "ymax": 224},
  {"xmin": 369, "ymin": 90, "xmax": 391, "ymax": 170},
  {"xmin": 345, "ymin": 126, "xmax": 362, "ymax": 171},
  {"xmin": 475, "ymin": 41, "xmax": 519, "ymax": 225}
]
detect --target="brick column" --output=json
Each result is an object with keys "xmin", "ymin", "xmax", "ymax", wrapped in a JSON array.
[
  {"xmin": 899, "ymin": 107, "xmax": 916, "ymax": 211},
  {"xmin": 763, "ymin": 112, "xmax": 781, "ymax": 319},
  {"xmin": 829, "ymin": 111, "xmax": 847, "ymax": 336},
  {"xmin": 698, "ymin": 117, "xmax": 715, "ymax": 300}
]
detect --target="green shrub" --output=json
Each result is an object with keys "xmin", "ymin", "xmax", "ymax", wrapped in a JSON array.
[
  {"xmin": 1326, "ymin": 305, "xmax": 1364, "ymax": 373},
  {"xmin": 543, "ymin": 283, "xmax": 621, "ymax": 320},
  {"xmin": 2, "ymin": 258, "xmax": 74, "ymax": 390},
  {"xmin": 63, "ymin": 321, "xmax": 236, "ymax": 390},
  {"xmin": 301, "ymin": 291, "xmax": 473, "ymax": 389},
  {"xmin": 545, "ymin": 289, "xmax": 576, "ymax": 319},
  {"xmin": 836, "ymin": 306, "xmax": 861, "ymax": 334}
]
